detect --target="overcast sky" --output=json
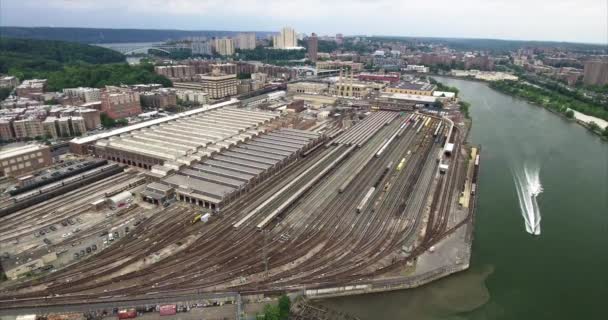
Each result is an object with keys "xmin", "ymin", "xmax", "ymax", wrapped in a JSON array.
[{"xmin": 1, "ymin": 0, "xmax": 607, "ymax": 44}]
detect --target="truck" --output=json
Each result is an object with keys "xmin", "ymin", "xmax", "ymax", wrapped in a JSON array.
[
  {"xmin": 201, "ymin": 213, "xmax": 211, "ymax": 223},
  {"xmin": 118, "ymin": 309, "xmax": 137, "ymax": 319},
  {"xmin": 159, "ymin": 304, "xmax": 177, "ymax": 316}
]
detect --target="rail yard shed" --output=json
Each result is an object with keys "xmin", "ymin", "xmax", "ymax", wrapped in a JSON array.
[
  {"xmin": 92, "ymin": 107, "xmax": 280, "ymax": 168},
  {"xmin": 143, "ymin": 129, "xmax": 323, "ymax": 210}
]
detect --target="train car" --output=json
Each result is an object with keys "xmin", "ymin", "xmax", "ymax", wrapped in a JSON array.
[
  {"xmin": 433, "ymin": 123, "xmax": 442, "ymax": 137},
  {"xmin": 396, "ymin": 158, "xmax": 406, "ymax": 171},
  {"xmin": 159, "ymin": 305, "xmax": 177, "ymax": 316},
  {"xmin": 471, "ymin": 183, "xmax": 477, "ymax": 195},
  {"xmin": 118, "ymin": 309, "xmax": 137, "ymax": 319},
  {"xmin": 357, "ymin": 187, "xmax": 375, "ymax": 213},
  {"xmin": 191, "ymin": 214, "xmax": 202, "ymax": 224},
  {"xmin": 424, "ymin": 117, "xmax": 432, "ymax": 127},
  {"xmin": 475, "ymin": 154, "xmax": 480, "ymax": 166}
]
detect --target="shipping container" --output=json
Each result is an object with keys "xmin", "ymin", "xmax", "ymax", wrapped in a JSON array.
[
  {"xmin": 159, "ymin": 305, "xmax": 177, "ymax": 316},
  {"xmin": 118, "ymin": 309, "xmax": 137, "ymax": 319}
]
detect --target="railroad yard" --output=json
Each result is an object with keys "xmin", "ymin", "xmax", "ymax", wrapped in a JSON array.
[{"xmin": 0, "ymin": 104, "xmax": 480, "ymax": 315}]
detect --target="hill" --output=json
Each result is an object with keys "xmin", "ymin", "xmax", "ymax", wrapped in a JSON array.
[
  {"xmin": 0, "ymin": 27, "xmax": 275, "ymax": 44},
  {"xmin": 0, "ymin": 37, "xmax": 125, "ymax": 74},
  {"xmin": 0, "ymin": 38, "xmax": 171, "ymax": 91}
]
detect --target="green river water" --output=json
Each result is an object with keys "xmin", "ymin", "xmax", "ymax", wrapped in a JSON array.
[{"xmin": 320, "ymin": 78, "xmax": 608, "ymax": 320}]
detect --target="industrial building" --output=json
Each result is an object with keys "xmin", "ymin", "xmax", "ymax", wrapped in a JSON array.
[
  {"xmin": 142, "ymin": 128, "xmax": 322, "ymax": 210},
  {"xmin": 92, "ymin": 107, "xmax": 280, "ymax": 169},
  {"xmin": 384, "ymin": 81, "xmax": 436, "ymax": 96},
  {"xmin": 0, "ymin": 144, "xmax": 52, "ymax": 177}
]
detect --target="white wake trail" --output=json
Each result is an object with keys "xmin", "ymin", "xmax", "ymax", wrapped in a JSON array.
[{"xmin": 513, "ymin": 164, "xmax": 543, "ymax": 235}]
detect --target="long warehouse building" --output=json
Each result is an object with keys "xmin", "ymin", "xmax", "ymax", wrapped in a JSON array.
[
  {"xmin": 142, "ymin": 128, "xmax": 322, "ymax": 210},
  {"xmin": 91, "ymin": 107, "xmax": 281, "ymax": 169}
]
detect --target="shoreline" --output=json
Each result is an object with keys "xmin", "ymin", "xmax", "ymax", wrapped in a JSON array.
[
  {"xmin": 432, "ymin": 75, "xmax": 608, "ymax": 141},
  {"xmin": 489, "ymin": 84, "xmax": 608, "ymax": 141}
]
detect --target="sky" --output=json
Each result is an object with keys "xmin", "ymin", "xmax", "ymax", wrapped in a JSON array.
[{"xmin": 1, "ymin": 0, "xmax": 607, "ymax": 44}]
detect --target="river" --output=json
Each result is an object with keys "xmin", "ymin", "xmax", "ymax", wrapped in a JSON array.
[{"xmin": 320, "ymin": 77, "xmax": 608, "ymax": 319}]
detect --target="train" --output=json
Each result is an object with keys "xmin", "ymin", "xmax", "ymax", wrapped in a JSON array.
[
  {"xmin": 396, "ymin": 158, "xmax": 407, "ymax": 171},
  {"xmin": 14, "ymin": 164, "xmax": 121, "ymax": 203},
  {"xmin": 433, "ymin": 122, "xmax": 443, "ymax": 137},
  {"xmin": 356, "ymin": 187, "xmax": 375, "ymax": 213},
  {"xmin": 373, "ymin": 162, "xmax": 392, "ymax": 188},
  {"xmin": 191, "ymin": 214, "xmax": 202, "ymax": 224},
  {"xmin": 8, "ymin": 159, "xmax": 108, "ymax": 196}
]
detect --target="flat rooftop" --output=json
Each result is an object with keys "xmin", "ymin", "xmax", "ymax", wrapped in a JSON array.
[
  {"xmin": 387, "ymin": 81, "xmax": 436, "ymax": 92},
  {"xmin": 0, "ymin": 144, "xmax": 47, "ymax": 160}
]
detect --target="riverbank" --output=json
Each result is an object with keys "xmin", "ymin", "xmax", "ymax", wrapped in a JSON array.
[{"xmin": 488, "ymin": 81, "xmax": 608, "ymax": 140}]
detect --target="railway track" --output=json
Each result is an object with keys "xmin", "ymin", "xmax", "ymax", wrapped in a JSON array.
[{"xmin": 0, "ymin": 113, "xmax": 471, "ymax": 309}]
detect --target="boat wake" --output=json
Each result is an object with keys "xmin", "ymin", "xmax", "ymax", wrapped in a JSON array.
[{"xmin": 513, "ymin": 164, "xmax": 543, "ymax": 235}]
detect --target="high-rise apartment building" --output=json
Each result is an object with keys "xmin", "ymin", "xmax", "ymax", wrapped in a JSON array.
[
  {"xmin": 214, "ymin": 38, "xmax": 235, "ymax": 56},
  {"xmin": 236, "ymin": 33, "xmax": 256, "ymax": 50},
  {"xmin": 308, "ymin": 33, "xmax": 319, "ymax": 62},
  {"xmin": 273, "ymin": 27, "xmax": 298, "ymax": 49},
  {"xmin": 583, "ymin": 60, "xmax": 608, "ymax": 86},
  {"xmin": 191, "ymin": 41, "xmax": 213, "ymax": 56}
]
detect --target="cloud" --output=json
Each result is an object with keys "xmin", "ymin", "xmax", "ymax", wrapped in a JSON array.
[{"xmin": 1, "ymin": 0, "xmax": 606, "ymax": 43}]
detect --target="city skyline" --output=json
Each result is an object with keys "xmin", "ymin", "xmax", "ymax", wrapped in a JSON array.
[{"xmin": 1, "ymin": 0, "xmax": 607, "ymax": 44}]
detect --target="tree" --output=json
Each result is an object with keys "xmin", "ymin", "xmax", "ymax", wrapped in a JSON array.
[
  {"xmin": 603, "ymin": 126, "xmax": 608, "ymax": 138},
  {"xmin": 588, "ymin": 121, "xmax": 600, "ymax": 132},
  {"xmin": 432, "ymin": 100, "xmax": 444, "ymax": 109},
  {"xmin": 278, "ymin": 295, "xmax": 291, "ymax": 320},
  {"xmin": 0, "ymin": 88, "xmax": 11, "ymax": 100},
  {"xmin": 565, "ymin": 109, "xmax": 575, "ymax": 119}
]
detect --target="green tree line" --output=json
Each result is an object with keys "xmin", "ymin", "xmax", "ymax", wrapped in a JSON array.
[{"xmin": 490, "ymin": 80, "xmax": 608, "ymax": 121}]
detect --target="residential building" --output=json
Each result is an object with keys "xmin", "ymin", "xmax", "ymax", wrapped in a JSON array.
[
  {"xmin": 214, "ymin": 38, "xmax": 235, "ymax": 56},
  {"xmin": 0, "ymin": 76, "xmax": 19, "ymax": 89},
  {"xmin": 63, "ymin": 87, "xmax": 102, "ymax": 103},
  {"xmin": 0, "ymin": 120, "xmax": 14, "ymax": 140},
  {"xmin": 15, "ymin": 79, "xmax": 47, "ymax": 98},
  {"xmin": 74, "ymin": 109, "xmax": 101, "ymax": 130},
  {"xmin": 273, "ymin": 27, "xmax": 298, "ymax": 49},
  {"xmin": 43, "ymin": 117, "xmax": 59, "ymax": 138},
  {"xmin": 210, "ymin": 63, "xmax": 237, "ymax": 75},
  {"xmin": 251, "ymin": 72, "xmax": 268, "ymax": 84},
  {"xmin": 0, "ymin": 144, "xmax": 52, "ymax": 177},
  {"xmin": 176, "ymin": 90, "xmax": 209, "ymax": 105},
  {"xmin": 100, "ymin": 88, "xmax": 142, "ymax": 119},
  {"xmin": 316, "ymin": 61, "xmax": 364, "ymax": 72},
  {"xmin": 404, "ymin": 65, "xmax": 430, "ymax": 73},
  {"xmin": 583, "ymin": 60, "xmax": 608, "ymax": 86},
  {"xmin": 191, "ymin": 40, "xmax": 213, "ymax": 56},
  {"xmin": 236, "ymin": 33, "xmax": 256, "ymax": 50},
  {"xmin": 154, "ymin": 65, "xmax": 196, "ymax": 82},
  {"xmin": 128, "ymin": 84, "xmax": 163, "ymax": 92},
  {"xmin": 139, "ymin": 89, "xmax": 178, "ymax": 109},
  {"xmin": 308, "ymin": 33, "xmax": 318, "ymax": 62},
  {"xmin": 12, "ymin": 118, "xmax": 44, "ymax": 139},
  {"xmin": 196, "ymin": 68, "xmax": 238, "ymax": 99}
]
